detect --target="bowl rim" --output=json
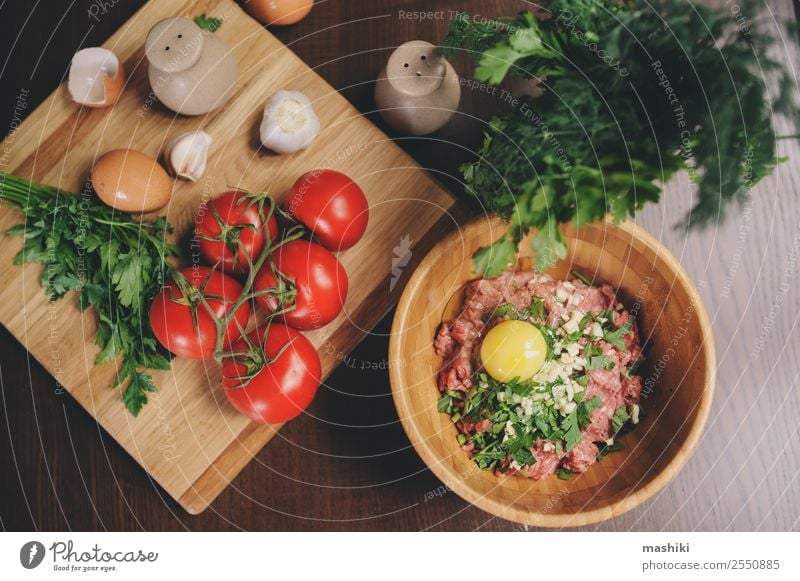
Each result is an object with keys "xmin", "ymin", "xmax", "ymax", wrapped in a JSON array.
[{"xmin": 388, "ymin": 216, "xmax": 717, "ymax": 527}]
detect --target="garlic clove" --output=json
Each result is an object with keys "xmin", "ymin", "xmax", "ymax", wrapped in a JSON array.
[
  {"xmin": 259, "ymin": 90, "xmax": 320, "ymax": 155},
  {"xmin": 164, "ymin": 130, "xmax": 213, "ymax": 181},
  {"xmin": 68, "ymin": 47, "xmax": 125, "ymax": 108}
]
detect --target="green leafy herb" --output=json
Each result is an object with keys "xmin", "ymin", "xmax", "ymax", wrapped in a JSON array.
[
  {"xmin": 492, "ymin": 303, "xmax": 517, "ymax": 319},
  {"xmin": 561, "ymin": 395, "xmax": 603, "ymax": 452},
  {"xmin": 587, "ymin": 355, "xmax": 615, "ymax": 371},
  {"xmin": 491, "ymin": 297, "xmax": 547, "ymax": 322},
  {"xmin": 194, "ymin": 14, "xmax": 223, "ymax": 33},
  {"xmin": 472, "ymin": 442, "xmax": 507, "ymax": 470},
  {"xmin": 556, "ymin": 468, "xmax": 573, "ymax": 480},
  {"xmin": 611, "ymin": 405, "xmax": 630, "ymax": 434},
  {"xmin": 440, "ymin": 1, "xmax": 798, "ymax": 275},
  {"xmin": 596, "ymin": 440, "xmax": 624, "ymax": 462},
  {"xmin": 571, "ymin": 270, "xmax": 593, "ymax": 286},
  {"xmin": 0, "ymin": 173, "xmax": 179, "ymax": 415},
  {"xmin": 604, "ymin": 322, "xmax": 631, "ymax": 352},
  {"xmin": 511, "ymin": 443, "xmax": 536, "ymax": 466},
  {"xmin": 527, "ymin": 296, "xmax": 546, "ymax": 321}
]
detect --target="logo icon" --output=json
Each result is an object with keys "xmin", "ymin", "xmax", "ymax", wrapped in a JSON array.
[
  {"xmin": 390, "ymin": 235, "xmax": 413, "ymax": 291},
  {"xmin": 19, "ymin": 541, "xmax": 45, "ymax": 569}
]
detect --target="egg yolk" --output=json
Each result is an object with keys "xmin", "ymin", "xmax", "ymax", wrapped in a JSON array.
[{"xmin": 480, "ymin": 320, "xmax": 547, "ymax": 383}]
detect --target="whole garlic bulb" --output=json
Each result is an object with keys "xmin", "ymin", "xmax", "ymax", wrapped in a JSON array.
[
  {"xmin": 164, "ymin": 131, "xmax": 213, "ymax": 181},
  {"xmin": 259, "ymin": 90, "xmax": 320, "ymax": 155}
]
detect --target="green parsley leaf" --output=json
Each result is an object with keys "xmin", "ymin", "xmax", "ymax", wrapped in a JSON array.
[
  {"xmin": 194, "ymin": 14, "xmax": 222, "ymax": 32},
  {"xmin": 587, "ymin": 355, "xmax": 615, "ymax": 371},
  {"xmin": 596, "ymin": 440, "xmax": 624, "ymax": 462},
  {"xmin": 121, "ymin": 371, "xmax": 158, "ymax": 417},
  {"xmin": 604, "ymin": 322, "xmax": 631, "ymax": 352},
  {"xmin": 511, "ymin": 446, "xmax": 536, "ymax": 466},
  {"xmin": 472, "ymin": 233, "xmax": 517, "ymax": 277},
  {"xmin": 531, "ymin": 217, "xmax": 568, "ymax": 272},
  {"xmin": 571, "ymin": 270, "xmax": 593, "ymax": 286},
  {"xmin": 611, "ymin": 406, "xmax": 630, "ymax": 433},
  {"xmin": 492, "ymin": 303, "xmax": 518, "ymax": 319},
  {"xmin": 527, "ymin": 296, "xmax": 547, "ymax": 321}
]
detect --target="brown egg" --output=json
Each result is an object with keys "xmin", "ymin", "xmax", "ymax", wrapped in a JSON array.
[
  {"xmin": 244, "ymin": 0, "xmax": 313, "ymax": 26},
  {"xmin": 91, "ymin": 149, "xmax": 172, "ymax": 213}
]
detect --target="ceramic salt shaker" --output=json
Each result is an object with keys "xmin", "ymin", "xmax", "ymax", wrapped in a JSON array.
[
  {"xmin": 145, "ymin": 17, "xmax": 237, "ymax": 116},
  {"xmin": 375, "ymin": 40, "xmax": 460, "ymax": 136}
]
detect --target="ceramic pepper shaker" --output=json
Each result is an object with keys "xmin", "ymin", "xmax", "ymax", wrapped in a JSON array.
[
  {"xmin": 375, "ymin": 40, "xmax": 460, "ymax": 136},
  {"xmin": 145, "ymin": 16, "xmax": 237, "ymax": 116}
]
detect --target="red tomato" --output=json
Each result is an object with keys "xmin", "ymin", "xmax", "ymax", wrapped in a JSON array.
[
  {"xmin": 149, "ymin": 266, "xmax": 251, "ymax": 360},
  {"xmin": 195, "ymin": 190, "xmax": 279, "ymax": 274},
  {"xmin": 222, "ymin": 324, "xmax": 321, "ymax": 423},
  {"xmin": 284, "ymin": 170, "xmax": 368, "ymax": 251},
  {"xmin": 253, "ymin": 240, "xmax": 348, "ymax": 330}
]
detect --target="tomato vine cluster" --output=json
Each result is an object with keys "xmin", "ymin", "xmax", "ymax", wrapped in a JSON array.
[{"xmin": 148, "ymin": 169, "xmax": 368, "ymax": 424}]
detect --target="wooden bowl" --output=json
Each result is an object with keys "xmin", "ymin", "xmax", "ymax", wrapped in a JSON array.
[{"xmin": 388, "ymin": 216, "xmax": 716, "ymax": 527}]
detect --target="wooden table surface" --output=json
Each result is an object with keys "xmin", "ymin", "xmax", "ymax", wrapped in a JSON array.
[{"xmin": 1, "ymin": 0, "xmax": 798, "ymax": 532}]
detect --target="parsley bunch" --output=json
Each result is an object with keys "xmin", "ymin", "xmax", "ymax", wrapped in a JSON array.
[
  {"xmin": 439, "ymin": 0, "xmax": 797, "ymax": 275},
  {"xmin": 0, "ymin": 173, "xmax": 179, "ymax": 415}
]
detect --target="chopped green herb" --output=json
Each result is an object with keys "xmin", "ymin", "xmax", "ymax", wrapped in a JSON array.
[
  {"xmin": 194, "ymin": 14, "xmax": 223, "ymax": 32},
  {"xmin": 561, "ymin": 395, "xmax": 603, "ymax": 452},
  {"xmin": 604, "ymin": 322, "xmax": 631, "ymax": 352},
  {"xmin": 556, "ymin": 468, "xmax": 573, "ymax": 480},
  {"xmin": 527, "ymin": 296, "xmax": 547, "ymax": 321},
  {"xmin": 511, "ymin": 446, "xmax": 536, "ymax": 466},
  {"xmin": 587, "ymin": 355, "xmax": 615, "ymax": 371},
  {"xmin": 583, "ymin": 343, "xmax": 602, "ymax": 358},
  {"xmin": 492, "ymin": 303, "xmax": 517, "ymax": 319},
  {"xmin": 571, "ymin": 270, "xmax": 593, "ymax": 286},
  {"xmin": 611, "ymin": 406, "xmax": 630, "ymax": 434},
  {"xmin": 596, "ymin": 440, "xmax": 624, "ymax": 462}
]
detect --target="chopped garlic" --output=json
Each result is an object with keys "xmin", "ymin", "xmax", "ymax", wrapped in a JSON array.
[
  {"xmin": 563, "ymin": 318, "xmax": 580, "ymax": 335},
  {"xmin": 552, "ymin": 384, "xmax": 566, "ymax": 401},
  {"xmin": 561, "ymin": 310, "xmax": 586, "ymax": 335},
  {"xmin": 502, "ymin": 421, "xmax": 516, "ymax": 443},
  {"xmin": 631, "ymin": 404, "xmax": 640, "ymax": 424}
]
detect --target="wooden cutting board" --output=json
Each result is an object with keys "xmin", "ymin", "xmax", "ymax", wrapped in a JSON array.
[{"xmin": 0, "ymin": 0, "xmax": 458, "ymax": 513}]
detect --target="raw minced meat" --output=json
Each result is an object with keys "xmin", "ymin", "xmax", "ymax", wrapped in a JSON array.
[{"xmin": 434, "ymin": 270, "xmax": 645, "ymax": 480}]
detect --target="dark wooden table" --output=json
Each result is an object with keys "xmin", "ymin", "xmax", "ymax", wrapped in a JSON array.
[{"xmin": 2, "ymin": 0, "xmax": 799, "ymax": 532}]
